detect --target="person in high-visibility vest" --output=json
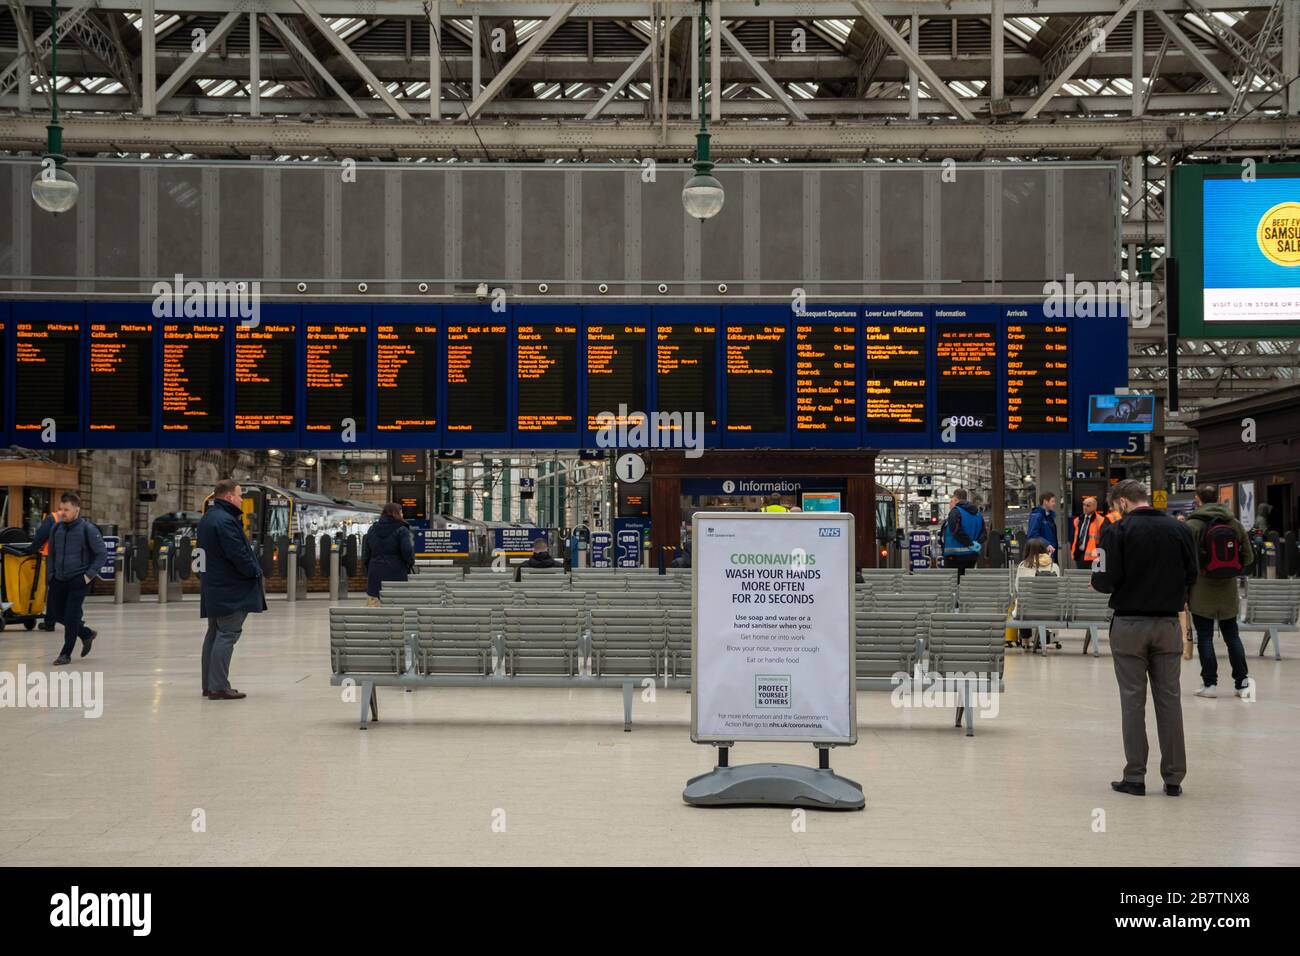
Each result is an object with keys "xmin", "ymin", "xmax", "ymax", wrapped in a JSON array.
[
  {"xmin": 1070, "ymin": 496, "xmax": 1106, "ymax": 568},
  {"xmin": 30, "ymin": 510, "xmax": 61, "ymax": 631},
  {"xmin": 759, "ymin": 493, "xmax": 788, "ymax": 513}
]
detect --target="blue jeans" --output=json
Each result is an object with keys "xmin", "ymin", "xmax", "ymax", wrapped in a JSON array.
[{"xmin": 1192, "ymin": 614, "xmax": 1249, "ymax": 689}]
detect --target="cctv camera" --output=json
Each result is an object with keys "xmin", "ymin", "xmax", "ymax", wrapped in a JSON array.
[{"xmin": 475, "ymin": 282, "xmax": 489, "ymax": 301}]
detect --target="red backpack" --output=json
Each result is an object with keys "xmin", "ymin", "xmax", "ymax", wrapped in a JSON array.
[{"xmin": 1200, "ymin": 517, "xmax": 1244, "ymax": 579}]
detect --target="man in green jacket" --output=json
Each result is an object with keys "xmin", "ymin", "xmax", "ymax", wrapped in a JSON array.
[{"xmin": 1186, "ymin": 484, "xmax": 1254, "ymax": 699}]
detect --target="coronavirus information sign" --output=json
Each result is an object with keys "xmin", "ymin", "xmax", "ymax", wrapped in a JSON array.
[{"xmin": 691, "ymin": 511, "xmax": 856, "ymax": 745}]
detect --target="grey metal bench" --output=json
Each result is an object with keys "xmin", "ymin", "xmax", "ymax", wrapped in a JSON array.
[
  {"xmin": 1014, "ymin": 575, "xmax": 1067, "ymax": 650},
  {"xmin": 927, "ymin": 613, "xmax": 1007, "ymax": 736},
  {"xmin": 1240, "ymin": 578, "xmax": 1300, "ymax": 660},
  {"xmin": 1064, "ymin": 572, "xmax": 1112, "ymax": 657}
]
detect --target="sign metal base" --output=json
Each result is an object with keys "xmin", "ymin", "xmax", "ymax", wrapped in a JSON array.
[{"xmin": 682, "ymin": 762, "xmax": 865, "ymax": 810}]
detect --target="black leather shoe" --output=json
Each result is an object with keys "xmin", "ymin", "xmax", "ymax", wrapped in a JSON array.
[
  {"xmin": 52, "ymin": 655, "xmax": 71, "ymax": 666},
  {"xmin": 79, "ymin": 629, "xmax": 97, "ymax": 658},
  {"xmin": 1111, "ymin": 780, "xmax": 1145, "ymax": 796},
  {"xmin": 1164, "ymin": 784, "xmax": 1182, "ymax": 797},
  {"xmin": 208, "ymin": 689, "xmax": 247, "ymax": 700},
  {"xmin": 39, "ymin": 622, "xmax": 56, "ymax": 632}
]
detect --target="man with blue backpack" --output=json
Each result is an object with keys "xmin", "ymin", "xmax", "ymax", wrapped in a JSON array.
[
  {"xmin": 942, "ymin": 488, "xmax": 987, "ymax": 575},
  {"xmin": 1186, "ymin": 484, "xmax": 1254, "ymax": 699}
]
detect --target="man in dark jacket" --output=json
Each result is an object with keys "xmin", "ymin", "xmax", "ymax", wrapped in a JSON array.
[
  {"xmin": 1092, "ymin": 479, "xmax": 1198, "ymax": 797},
  {"xmin": 1026, "ymin": 492, "xmax": 1059, "ymax": 557},
  {"xmin": 525, "ymin": 538, "xmax": 558, "ymax": 569},
  {"xmin": 941, "ymin": 488, "xmax": 987, "ymax": 574},
  {"xmin": 1186, "ymin": 484, "xmax": 1254, "ymax": 699},
  {"xmin": 362, "ymin": 503, "xmax": 415, "ymax": 606},
  {"xmin": 47, "ymin": 492, "xmax": 107, "ymax": 665},
  {"xmin": 197, "ymin": 480, "xmax": 267, "ymax": 700}
]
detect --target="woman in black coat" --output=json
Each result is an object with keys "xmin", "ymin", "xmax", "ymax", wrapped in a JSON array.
[{"xmin": 361, "ymin": 503, "xmax": 415, "ymax": 605}]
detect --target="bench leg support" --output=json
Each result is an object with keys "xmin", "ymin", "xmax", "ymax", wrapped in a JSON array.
[
  {"xmin": 358, "ymin": 680, "xmax": 377, "ymax": 730},
  {"xmin": 962, "ymin": 682, "xmax": 975, "ymax": 737},
  {"xmin": 622, "ymin": 681, "xmax": 633, "ymax": 732},
  {"xmin": 1089, "ymin": 626, "xmax": 1101, "ymax": 657}
]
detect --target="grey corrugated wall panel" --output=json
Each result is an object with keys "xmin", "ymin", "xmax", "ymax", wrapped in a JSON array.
[
  {"xmin": 400, "ymin": 170, "xmax": 443, "ymax": 287},
  {"xmin": 1001, "ymin": 168, "xmax": 1049, "ymax": 291},
  {"xmin": 218, "ymin": 167, "xmax": 264, "ymax": 283},
  {"xmin": 340, "ymin": 169, "xmax": 387, "ymax": 281},
  {"xmin": 0, "ymin": 159, "xmax": 1121, "ymax": 297},
  {"xmin": 520, "ymin": 171, "xmax": 565, "ymax": 283},
  {"xmin": 879, "ymin": 170, "xmax": 926, "ymax": 296},
  {"xmin": 939, "ymin": 170, "xmax": 986, "ymax": 291}
]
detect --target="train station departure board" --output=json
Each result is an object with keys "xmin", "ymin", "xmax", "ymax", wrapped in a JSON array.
[
  {"xmin": 586, "ymin": 324, "xmax": 647, "ymax": 431},
  {"xmin": 445, "ymin": 324, "xmax": 507, "ymax": 434},
  {"xmin": 305, "ymin": 322, "xmax": 367, "ymax": 433},
  {"xmin": 656, "ymin": 323, "xmax": 717, "ymax": 430},
  {"xmin": 1006, "ymin": 318, "xmax": 1069, "ymax": 433},
  {"xmin": 935, "ymin": 321, "xmax": 998, "ymax": 433},
  {"xmin": 14, "ymin": 319, "xmax": 81, "ymax": 435},
  {"xmin": 794, "ymin": 320, "xmax": 857, "ymax": 434},
  {"xmin": 88, "ymin": 322, "xmax": 153, "ymax": 433},
  {"xmin": 516, "ymin": 323, "xmax": 577, "ymax": 433},
  {"xmin": 375, "ymin": 322, "xmax": 438, "ymax": 433},
  {"xmin": 4, "ymin": 301, "xmax": 1128, "ymax": 451},
  {"xmin": 864, "ymin": 318, "xmax": 927, "ymax": 432},
  {"xmin": 725, "ymin": 324, "xmax": 786, "ymax": 433},
  {"xmin": 162, "ymin": 323, "xmax": 225, "ymax": 434},
  {"xmin": 234, "ymin": 323, "xmax": 296, "ymax": 433}
]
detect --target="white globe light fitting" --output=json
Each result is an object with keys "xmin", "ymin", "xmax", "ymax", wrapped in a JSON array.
[{"xmin": 31, "ymin": 165, "xmax": 78, "ymax": 214}]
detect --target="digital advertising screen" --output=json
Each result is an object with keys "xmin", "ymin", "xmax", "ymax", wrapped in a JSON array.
[
  {"xmin": 1173, "ymin": 163, "xmax": 1300, "ymax": 337},
  {"xmin": 161, "ymin": 322, "xmax": 226, "ymax": 438},
  {"xmin": 87, "ymin": 320, "xmax": 153, "ymax": 436},
  {"xmin": 374, "ymin": 320, "xmax": 438, "ymax": 436},
  {"xmin": 515, "ymin": 322, "xmax": 578, "ymax": 435},
  {"xmin": 801, "ymin": 491, "xmax": 843, "ymax": 512},
  {"xmin": 1088, "ymin": 394, "xmax": 1155, "ymax": 432},
  {"xmin": 304, "ymin": 320, "xmax": 367, "ymax": 437}
]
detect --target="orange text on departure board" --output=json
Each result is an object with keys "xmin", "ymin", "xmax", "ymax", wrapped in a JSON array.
[
  {"xmin": 375, "ymin": 323, "xmax": 437, "ymax": 429},
  {"xmin": 1006, "ymin": 323, "xmax": 1069, "ymax": 430},
  {"xmin": 234, "ymin": 324, "xmax": 294, "ymax": 429},
  {"xmin": 161, "ymin": 323, "xmax": 222, "ymax": 429},
  {"xmin": 795, "ymin": 324, "xmax": 857, "ymax": 430},
  {"xmin": 864, "ymin": 324, "xmax": 927, "ymax": 426}
]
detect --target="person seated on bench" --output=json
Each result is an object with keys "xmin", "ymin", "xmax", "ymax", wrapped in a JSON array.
[
  {"xmin": 525, "ymin": 539, "xmax": 558, "ymax": 569},
  {"xmin": 1013, "ymin": 537, "xmax": 1059, "ymax": 650}
]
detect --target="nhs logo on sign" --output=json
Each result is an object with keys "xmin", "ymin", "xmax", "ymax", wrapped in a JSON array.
[{"xmin": 818, "ymin": 527, "xmax": 841, "ymax": 537}]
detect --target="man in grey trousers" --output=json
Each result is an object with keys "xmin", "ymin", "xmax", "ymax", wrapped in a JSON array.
[
  {"xmin": 1092, "ymin": 480, "xmax": 1199, "ymax": 796},
  {"xmin": 196, "ymin": 479, "xmax": 267, "ymax": 700}
]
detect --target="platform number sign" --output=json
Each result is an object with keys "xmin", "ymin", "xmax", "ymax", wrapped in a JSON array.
[{"xmin": 615, "ymin": 453, "xmax": 646, "ymax": 484}]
